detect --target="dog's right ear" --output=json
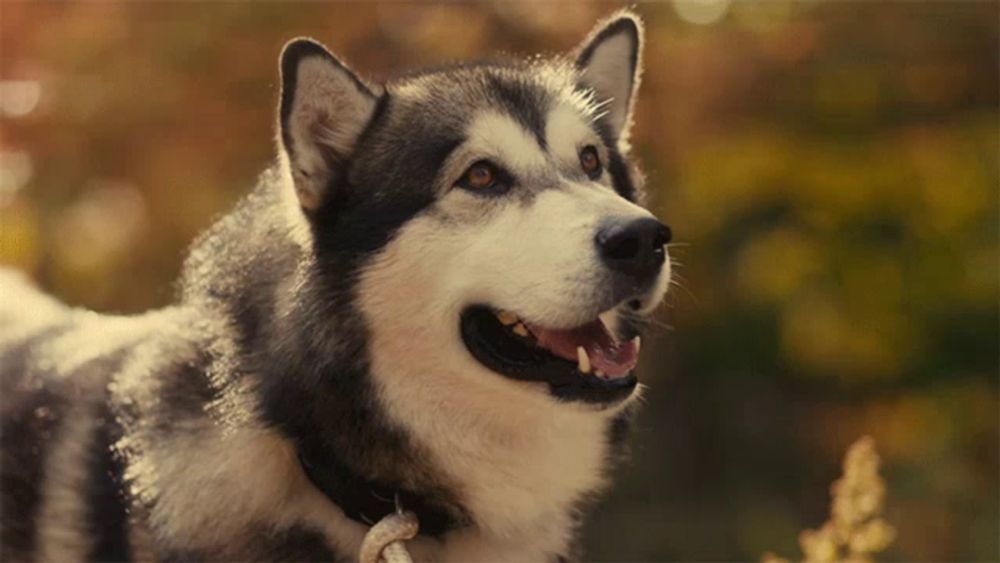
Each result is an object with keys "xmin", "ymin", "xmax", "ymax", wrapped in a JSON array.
[
  {"xmin": 278, "ymin": 39, "xmax": 377, "ymax": 211},
  {"xmin": 574, "ymin": 11, "xmax": 643, "ymax": 150}
]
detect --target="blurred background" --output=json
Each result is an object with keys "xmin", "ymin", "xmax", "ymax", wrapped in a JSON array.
[{"xmin": 1, "ymin": 2, "xmax": 996, "ymax": 561}]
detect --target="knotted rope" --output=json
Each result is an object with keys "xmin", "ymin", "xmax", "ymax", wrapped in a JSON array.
[{"xmin": 358, "ymin": 510, "xmax": 419, "ymax": 563}]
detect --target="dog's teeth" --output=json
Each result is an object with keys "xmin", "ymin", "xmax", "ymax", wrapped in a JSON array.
[
  {"xmin": 512, "ymin": 323, "xmax": 529, "ymax": 337},
  {"xmin": 633, "ymin": 336, "xmax": 641, "ymax": 352},
  {"xmin": 576, "ymin": 346, "xmax": 591, "ymax": 374},
  {"xmin": 496, "ymin": 311, "xmax": 518, "ymax": 326},
  {"xmin": 595, "ymin": 369, "xmax": 606, "ymax": 378}
]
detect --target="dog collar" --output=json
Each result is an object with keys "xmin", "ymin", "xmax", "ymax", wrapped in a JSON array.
[{"xmin": 297, "ymin": 450, "xmax": 463, "ymax": 538}]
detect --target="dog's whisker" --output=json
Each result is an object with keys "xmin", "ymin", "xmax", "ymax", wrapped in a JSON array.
[
  {"xmin": 668, "ymin": 274, "xmax": 699, "ymax": 305},
  {"xmin": 616, "ymin": 309, "xmax": 675, "ymax": 333}
]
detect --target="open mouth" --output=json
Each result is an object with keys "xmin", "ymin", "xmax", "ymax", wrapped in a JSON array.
[{"xmin": 459, "ymin": 306, "xmax": 640, "ymax": 404}]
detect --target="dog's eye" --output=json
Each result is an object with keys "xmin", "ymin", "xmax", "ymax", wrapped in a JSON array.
[
  {"xmin": 456, "ymin": 160, "xmax": 510, "ymax": 194},
  {"xmin": 465, "ymin": 162, "xmax": 494, "ymax": 189},
  {"xmin": 579, "ymin": 146, "xmax": 602, "ymax": 179}
]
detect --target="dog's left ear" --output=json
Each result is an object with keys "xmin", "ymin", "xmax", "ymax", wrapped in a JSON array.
[
  {"xmin": 278, "ymin": 38, "xmax": 378, "ymax": 211},
  {"xmin": 574, "ymin": 11, "xmax": 644, "ymax": 148}
]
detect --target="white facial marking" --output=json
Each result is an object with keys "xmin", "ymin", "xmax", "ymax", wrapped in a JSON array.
[
  {"xmin": 545, "ymin": 104, "xmax": 600, "ymax": 167},
  {"xmin": 465, "ymin": 112, "xmax": 546, "ymax": 172}
]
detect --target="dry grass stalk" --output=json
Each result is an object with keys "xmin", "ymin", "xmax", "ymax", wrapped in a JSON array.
[{"xmin": 763, "ymin": 436, "xmax": 896, "ymax": 563}]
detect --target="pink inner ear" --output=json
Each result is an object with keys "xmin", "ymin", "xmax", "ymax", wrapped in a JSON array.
[
  {"xmin": 282, "ymin": 55, "xmax": 377, "ymax": 210},
  {"xmin": 573, "ymin": 12, "xmax": 643, "ymax": 145}
]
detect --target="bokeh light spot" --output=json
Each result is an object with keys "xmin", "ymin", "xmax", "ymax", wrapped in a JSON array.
[
  {"xmin": 0, "ymin": 80, "xmax": 41, "ymax": 117},
  {"xmin": 672, "ymin": 0, "xmax": 731, "ymax": 26}
]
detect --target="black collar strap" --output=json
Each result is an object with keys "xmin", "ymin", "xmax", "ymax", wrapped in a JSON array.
[{"xmin": 297, "ymin": 450, "xmax": 463, "ymax": 538}]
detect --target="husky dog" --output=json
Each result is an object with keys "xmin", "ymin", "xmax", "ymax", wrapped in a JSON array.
[{"xmin": 1, "ymin": 9, "xmax": 672, "ymax": 562}]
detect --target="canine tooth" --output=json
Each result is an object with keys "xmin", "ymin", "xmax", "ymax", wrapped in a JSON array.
[
  {"xmin": 512, "ymin": 323, "xmax": 529, "ymax": 337},
  {"xmin": 576, "ymin": 346, "xmax": 591, "ymax": 374},
  {"xmin": 496, "ymin": 311, "xmax": 518, "ymax": 326},
  {"xmin": 633, "ymin": 336, "xmax": 642, "ymax": 352},
  {"xmin": 595, "ymin": 369, "xmax": 606, "ymax": 378}
]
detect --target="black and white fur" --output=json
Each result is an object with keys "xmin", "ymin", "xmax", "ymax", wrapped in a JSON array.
[{"xmin": 0, "ymin": 11, "xmax": 670, "ymax": 562}]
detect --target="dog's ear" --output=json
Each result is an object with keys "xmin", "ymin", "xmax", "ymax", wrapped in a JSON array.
[
  {"xmin": 278, "ymin": 38, "xmax": 378, "ymax": 211},
  {"xmin": 573, "ymin": 11, "xmax": 644, "ymax": 148}
]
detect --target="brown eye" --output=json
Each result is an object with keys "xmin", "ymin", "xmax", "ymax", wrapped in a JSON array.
[
  {"xmin": 579, "ymin": 145, "xmax": 602, "ymax": 179},
  {"xmin": 465, "ymin": 161, "xmax": 495, "ymax": 189},
  {"xmin": 456, "ymin": 160, "xmax": 511, "ymax": 194}
]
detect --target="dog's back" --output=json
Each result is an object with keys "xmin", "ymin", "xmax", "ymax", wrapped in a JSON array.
[
  {"xmin": 1, "ymin": 271, "xmax": 74, "ymax": 560},
  {"xmin": 0, "ymin": 213, "xmax": 344, "ymax": 561},
  {"xmin": 0, "ymin": 271, "xmax": 176, "ymax": 561}
]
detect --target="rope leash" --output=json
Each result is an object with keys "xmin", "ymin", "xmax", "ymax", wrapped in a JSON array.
[{"xmin": 358, "ymin": 510, "xmax": 419, "ymax": 563}]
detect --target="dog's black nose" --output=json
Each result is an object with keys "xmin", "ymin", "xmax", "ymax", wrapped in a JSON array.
[{"xmin": 596, "ymin": 218, "xmax": 671, "ymax": 282}]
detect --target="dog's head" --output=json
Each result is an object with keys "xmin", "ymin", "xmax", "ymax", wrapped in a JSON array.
[{"xmin": 277, "ymin": 12, "xmax": 670, "ymax": 413}]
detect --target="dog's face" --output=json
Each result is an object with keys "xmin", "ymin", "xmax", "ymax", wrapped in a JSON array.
[{"xmin": 278, "ymin": 13, "xmax": 670, "ymax": 412}]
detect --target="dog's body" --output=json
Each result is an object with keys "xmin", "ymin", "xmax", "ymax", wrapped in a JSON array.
[{"xmin": 1, "ymin": 11, "xmax": 671, "ymax": 562}]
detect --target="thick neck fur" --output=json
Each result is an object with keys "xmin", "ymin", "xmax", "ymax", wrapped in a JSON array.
[{"xmin": 180, "ymin": 169, "xmax": 462, "ymax": 501}]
